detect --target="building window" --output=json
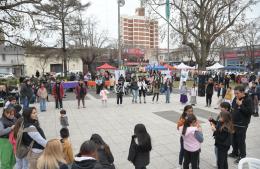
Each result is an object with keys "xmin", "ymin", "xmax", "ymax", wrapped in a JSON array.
[{"xmin": 2, "ymin": 54, "xmax": 6, "ymax": 61}]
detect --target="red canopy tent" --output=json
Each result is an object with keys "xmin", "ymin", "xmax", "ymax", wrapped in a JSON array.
[
  {"xmin": 96, "ymin": 63, "xmax": 117, "ymax": 70},
  {"xmin": 164, "ymin": 64, "xmax": 176, "ymax": 70}
]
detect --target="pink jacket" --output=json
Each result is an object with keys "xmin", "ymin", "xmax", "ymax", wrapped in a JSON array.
[{"xmin": 181, "ymin": 126, "xmax": 201, "ymax": 152}]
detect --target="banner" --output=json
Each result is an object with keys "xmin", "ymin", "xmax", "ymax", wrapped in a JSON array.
[
  {"xmin": 179, "ymin": 70, "xmax": 189, "ymax": 89},
  {"xmin": 166, "ymin": 0, "xmax": 170, "ymax": 20}
]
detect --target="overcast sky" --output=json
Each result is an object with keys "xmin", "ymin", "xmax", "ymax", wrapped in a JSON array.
[{"xmin": 82, "ymin": 0, "xmax": 260, "ymax": 48}]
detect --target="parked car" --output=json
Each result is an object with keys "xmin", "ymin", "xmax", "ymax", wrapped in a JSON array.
[{"xmin": 0, "ymin": 73, "xmax": 15, "ymax": 79}]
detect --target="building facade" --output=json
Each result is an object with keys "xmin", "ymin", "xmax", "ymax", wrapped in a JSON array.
[
  {"xmin": 121, "ymin": 7, "xmax": 159, "ymax": 63},
  {"xmin": 222, "ymin": 45, "xmax": 260, "ymax": 70},
  {"xmin": 0, "ymin": 45, "xmax": 25, "ymax": 76},
  {"xmin": 25, "ymin": 47, "xmax": 83, "ymax": 76}
]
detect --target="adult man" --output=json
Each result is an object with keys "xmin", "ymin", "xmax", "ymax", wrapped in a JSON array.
[
  {"xmin": 229, "ymin": 85, "xmax": 253, "ymax": 163},
  {"xmin": 52, "ymin": 79, "xmax": 64, "ymax": 109},
  {"xmin": 20, "ymin": 79, "xmax": 33, "ymax": 108}
]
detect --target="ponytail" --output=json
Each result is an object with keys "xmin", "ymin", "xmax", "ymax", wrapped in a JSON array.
[{"xmin": 182, "ymin": 114, "xmax": 197, "ymax": 135}]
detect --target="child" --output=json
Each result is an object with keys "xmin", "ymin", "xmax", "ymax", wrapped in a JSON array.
[
  {"xmin": 224, "ymin": 87, "xmax": 233, "ymax": 104},
  {"xmin": 100, "ymin": 86, "xmax": 110, "ymax": 105},
  {"xmin": 210, "ymin": 111, "xmax": 233, "ymax": 169},
  {"xmin": 60, "ymin": 128, "xmax": 74, "ymax": 168},
  {"xmin": 128, "ymin": 124, "xmax": 152, "ymax": 169},
  {"xmin": 4, "ymin": 96, "xmax": 16, "ymax": 108},
  {"xmin": 181, "ymin": 114, "xmax": 203, "ymax": 169},
  {"xmin": 177, "ymin": 105, "xmax": 194, "ymax": 169},
  {"xmin": 209, "ymin": 102, "xmax": 231, "ymax": 168},
  {"xmin": 190, "ymin": 84, "xmax": 197, "ymax": 106},
  {"xmin": 115, "ymin": 80, "xmax": 124, "ymax": 105},
  {"xmin": 60, "ymin": 109, "xmax": 69, "ymax": 128},
  {"xmin": 180, "ymin": 81, "xmax": 188, "ymax": 104}
]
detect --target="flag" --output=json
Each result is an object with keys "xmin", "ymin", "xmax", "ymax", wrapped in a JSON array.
[{"xmin": 166, "ymin": 0, "xmax": 170, "ymax": 20}]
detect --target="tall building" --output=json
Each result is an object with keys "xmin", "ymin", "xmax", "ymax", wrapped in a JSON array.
[{"xmin": 121, "ymin": 7, "xmax": 159, "ymax": 50}]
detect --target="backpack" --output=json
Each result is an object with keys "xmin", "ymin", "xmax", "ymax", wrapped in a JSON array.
[{"xmin": 16, "ymin": 121, "xmax": 35, "ymax": 159}]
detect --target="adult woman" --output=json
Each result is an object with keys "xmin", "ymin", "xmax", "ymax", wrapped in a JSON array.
[
  {"xmin": 138, "ymin": 77, "xmax": 147, "ymax": 104},
  {"xmin": 206, "ymin": 78, "xmax": 214, "ymax": 107},
  {"xmin": 90, "ymin": 134, "xmax": 115, "ymax": 169},
  {"xmin": 75, "ymin": 80, "xmax": 87, "ymax": 109},
  {"xmin": 0, "ymin": 108, "xmax": 17, "ymax": 169},
  {"xmin": 152, "ymin": 79, "xmax": 160, "ymax": 103},
  {"xmin": 164, "ymin": 78, "xmax": 172, "ymax": 103},
  {"xmin": 22, "ymin": 107, "xmax": 47, "ymax": 169},
  {"xmin": 12, "ymin": 118, "xmax": 29, "ymax": 169},
  {"xmin": 130, "ymin": 77, "xmax": 139, "ymax": 103},
  {"xmin": 37, "ymin": 83, "xmax": 48, "ymax": 112},
  {"xmin": 128, "ymin": 124, "xmax": 152, "ymax": 169},
  {"xmin": 37, "ymin": 139, "xmax": 68, "ymax": 169}
]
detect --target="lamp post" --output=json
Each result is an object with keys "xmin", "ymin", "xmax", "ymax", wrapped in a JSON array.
[{"xmin": 117, "ymin": 0, "xmax": 125, "ymax": 69}]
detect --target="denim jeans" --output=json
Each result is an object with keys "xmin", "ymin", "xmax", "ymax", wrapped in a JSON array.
[
  {"xmin": 39, "ymin": 98, "xmax": 46, "ymax": 111},
  {"xmin": 132, "ymin": 89, "xmax": 138, "ymax": 102},
  {"xmin": 22, "ymin": 97, "xmax": 29, "ymax": 108},
  {"xmin": 15, "ymin": 157, "xmax": 28, "ymax": 169},
  {"xmin": 165, "ymin": 89, "xmax": 170, "ymax": 103}
]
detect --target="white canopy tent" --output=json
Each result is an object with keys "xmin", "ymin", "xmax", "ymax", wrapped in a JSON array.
[
  {"xmin": 206, "ymin": 63, "xmax": 224, "ymax": 70},
  {"xmin": 176, "ymin": 63, "xmax": 195, "ymax": 70}
]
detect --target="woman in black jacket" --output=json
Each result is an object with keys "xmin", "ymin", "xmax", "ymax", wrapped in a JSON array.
[
  {"xmin": 210, "ymin": 111, "xmax": 233, "ymax": 169},
  {"xmin": 90, "ymin": 134, "xmax": 115, "ymax": 169},
  {"xmin": 206, "ymin": 78, "xmax": 214, "ymax": 107},
  {"xmin": 128, "ymin": 124, "xmax": 152, "ymax": 169}
]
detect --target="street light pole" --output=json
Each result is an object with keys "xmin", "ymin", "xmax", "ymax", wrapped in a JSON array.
[{"xmin": 117, "ymin": 0, "xmax": 125, "ymax": 69}]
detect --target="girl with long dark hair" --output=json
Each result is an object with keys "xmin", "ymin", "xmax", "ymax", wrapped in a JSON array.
[
  {"xmin": 181, "ymin": 114, "xmax": 203, "ymax": 169},
  {"xmin": 90, "ymin": 134, "xmax": 115, "ymax": 169},
  {"xmin": 22, "ymin": 107, "xmax": 47, "ymax": 169},
  {"xmin": 177, "ymin": 105, "xmax": 193, "ymax": 169},
  {"xmin": 128, "ymin": 124, "xmax": 152, "ymax": 169},
  {"xmin": 210, "ymin": 111, "xmax": 234, "ymax": 169}
]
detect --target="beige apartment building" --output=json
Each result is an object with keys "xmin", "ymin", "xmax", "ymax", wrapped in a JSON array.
[{"xmin": 121, "ymin": 7, "xmax": 159, "ymax": 50}]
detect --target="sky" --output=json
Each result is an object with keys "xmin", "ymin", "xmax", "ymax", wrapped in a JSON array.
[{"xmin": 82, "ymin": 0, "xmax": 260, "ymax": 48}]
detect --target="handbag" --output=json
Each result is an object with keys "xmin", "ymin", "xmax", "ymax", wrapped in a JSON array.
[{"xmin": 16, "ymin": 122, "xmax": 36, "ymax": 159}]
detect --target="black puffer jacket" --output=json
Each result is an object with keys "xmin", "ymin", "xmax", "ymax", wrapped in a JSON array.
[
  {"xmin": 72, "ymin": 157, "xmax": 103, "ymax": 169},
  {"xmin": 231, "ymin": 94, "xmax": 253, "ymax": 127},
  {"xmin": 206, "ymin": 83, "xmax": 214, "ymax": 95}
]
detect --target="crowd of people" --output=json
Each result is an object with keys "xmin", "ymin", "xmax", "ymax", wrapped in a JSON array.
[{"xmin": 0, "ymin": 69, "xmax": 259, "ymax": 169}]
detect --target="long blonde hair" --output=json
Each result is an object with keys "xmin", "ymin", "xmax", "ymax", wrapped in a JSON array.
[{"xmin": 37, "ymin": 139, "xmax": 66, "ymax": 169}]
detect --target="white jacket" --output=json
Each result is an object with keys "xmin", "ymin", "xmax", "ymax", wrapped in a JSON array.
[
  {"xmin": 137, "ymin": 81, "xmax": 147, "ymax": 90},
  {"xmin": 190, "ymin": 87, "xmax": 197, "ymax": 96}
]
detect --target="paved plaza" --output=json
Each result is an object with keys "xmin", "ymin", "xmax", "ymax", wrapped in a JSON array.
[{"xmin": 12, "ymin": 91, "xmax": 260, "ymax": 168}]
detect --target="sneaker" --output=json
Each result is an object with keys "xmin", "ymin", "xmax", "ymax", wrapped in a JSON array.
[
  {"xmin": 234, "ymin": 157, "xmax": 242, "ymax": 164},
  {"xmin": 228, "ymin": 153, "xmax": 238, "ymax": 158},
  {"xmin": 176, "ymin": 165, "xmax": 182, "ymax": 169}
]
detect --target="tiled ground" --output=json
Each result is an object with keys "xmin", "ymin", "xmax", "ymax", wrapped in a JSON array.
[{"xmin": 13, "ymin": 91, "xmax": 260, "ymax": 169}]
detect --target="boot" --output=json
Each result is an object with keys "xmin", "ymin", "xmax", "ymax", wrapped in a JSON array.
[
  {"xmin": 139, "ymin": 97, "xmax": 141, "ymax": 104},
  {"xmin": 144, "ymin": 97, "xmax": 146, "ymax": 104},
  {"xmin": 253, "ymin": 112, "xmax": 259, "ymax": 117}
]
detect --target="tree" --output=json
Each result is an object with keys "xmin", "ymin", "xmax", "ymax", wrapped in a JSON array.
[
  {"xmin": 33, "ymin": 0, "xmax": 90, "ymax": 76},
  {"xmin": 0, "ymin": 0, "xmax": 40, "ymax": 45},
  {"xmin": 144, "ymin": 0, "xmax": 259, "ymax": 69},
  {"xmin": 68, "ymin": 16, "xmax": 109, "ymax": 73},
  {"xmin": 236, "ymin": 20, "xmax": 260, "ymax": 71}
]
